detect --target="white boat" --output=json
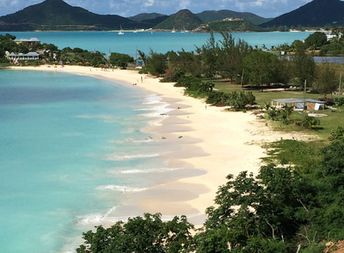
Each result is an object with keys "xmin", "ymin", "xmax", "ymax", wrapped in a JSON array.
[
  {"xmin": 118, "ymin": 26, "xmax": 124, "ymax": 35},
  {"xmin": 181, "ymin": 27, "xmax": 189, "ymax": 33},
  {"xmin": 171, "ymin": 27, "xmax": 176, "ymax": 33}
]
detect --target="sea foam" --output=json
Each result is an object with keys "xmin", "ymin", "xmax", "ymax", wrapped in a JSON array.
[
  {"xmin": 106, "ymin": 153, "xmax": 160, "ymax": 161},
  {"xmin": 96, "ymin": 185, "xmax": 148, "ymax": 192},
  {"xmin": 118, "ymin": 167, "xmax": 182, "ymax": 175}
]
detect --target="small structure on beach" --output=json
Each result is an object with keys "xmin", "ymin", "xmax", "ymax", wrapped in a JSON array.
[
  {"xmin": 6, "ymin": 52, "xmax": 40, "ymax": 61},
  {"xmin": 271, "ymin": 98, "xmax": 325, "ymax": 111}
]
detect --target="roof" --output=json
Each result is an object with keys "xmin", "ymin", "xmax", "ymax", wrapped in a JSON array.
[
  {"xmin": 26, "ymin": 52, "xmax": 39, "ymax": 56},
  {"xmin": 272, "ymin": 98, "xmax": 325, "ymax": 104},
  {"xmin": 15, "ymin": 38, "xmax": 40, "ymax": 42},
  {"xmin": 7, "ymin": 52, "xmax": 39, "ymax": 57}
]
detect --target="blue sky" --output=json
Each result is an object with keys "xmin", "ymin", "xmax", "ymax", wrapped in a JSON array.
[{"xmin": 0, "ymin": 0, "xmax": 312, "ymax": 18}]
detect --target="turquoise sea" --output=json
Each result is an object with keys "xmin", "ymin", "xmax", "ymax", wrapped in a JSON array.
[
  {"xmin": 0, "ymin": 70, "xmax": 172, "ymax": 253},
  {"xmin": 3, "ymin": 31, "xmax": 312, "ymax": 56}
]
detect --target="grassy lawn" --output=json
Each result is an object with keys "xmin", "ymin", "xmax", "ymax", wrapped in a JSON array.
[
  {"xmin": 214, "ymin": 81, "xmax": 344, "ymax": 140},
  {"xmin": 262, "ymin": 139, "xmax": 325, "ymax": 170},
  {"xmin": 214, "ymin": 82, "xmax": 320, "ymax": 105}
]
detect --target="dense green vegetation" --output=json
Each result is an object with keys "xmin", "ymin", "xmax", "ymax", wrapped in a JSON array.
[
  {"xmin": 274, "ymin": 31, "xmax": 344, "ymax": 56},
  {"xmin": 197, "ymin": 10, "xmax": 270, "ymax": 26},
  {"xmin": 206, "ymin": 20, "xmax": 260, "ymax": 32},
  {"xmin": 154, "ymin": 9, "xmax": 203, "ymax": 30},
  {"xmin": 77, "ymin": 131, "xmax": 344, "ymax": 252},
  {"xmin": 265, "ymin": 106, "xmax": 320, "ymax": 129},
  {"xmin": 138, "ymin": 32, "xmax": 342, "ymax": 114},
  {"xmin": 109, "ymin": 53, "xmax": 134, "ymax": 69},
  {"xmin": 0, "ymin": 34, "xmax": 136, "ymax": 68}
]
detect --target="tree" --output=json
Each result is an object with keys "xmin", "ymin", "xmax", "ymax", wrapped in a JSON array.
[
  {"xmin": 77, "ymin": 213, "xmax": 195, "ymax": 253},
  {"xmin": 217, "ymin": 32, "xmax": 251, "ymax": 81},
  {"xmin": 109, "ymin": 52, "xmax": 134, "ymax": 69},
  {"xmin": 144, "ymin": 51, "xmax": 167, "ymax": 76},
  {"xmin": 0, "ymin": 47, "xmax": 5, "ymax": 59},
  {"xmin": 314, "ymin": 64, "xmax": 338, "ymax": 95},
  {"xmin": 291, "ymin": 40, "xmax": 306, "ymax": 51},
  {"xmin": 292, "ymin": 48, "xmax": 315, "ymax": 87},
  {"xmin": 304, "ymin": 32, "xmax": 328, "ymax": 49},
  {"xmin": 197, "ymin": 165, "xmax": 316, "ymax": 252},
  {"xmin": 243, "ymin": 50, "xmax": 283, "ymax": 85},
  {"xmin": 197, "ymin": 33, "xmax": 220, "ymax": 78}
]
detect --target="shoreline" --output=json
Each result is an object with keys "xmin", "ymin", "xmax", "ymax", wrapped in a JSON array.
[{"xmin": 7, "ymin": 65, "xmax": 310, "ymax": 225}]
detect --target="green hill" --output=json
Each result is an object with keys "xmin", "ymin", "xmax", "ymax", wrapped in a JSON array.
[
  {"xmin": 129, "ymin": 13, "xmax": 167, "ymax": 22},
  {"xmin": 0, "ymin": 0, "xmax": 140, "ymax": 30},
  {"xmin": 129, "ymin": 13, "xmax": 169, "ymax": 28},
  {"xmin": 197, "ymin": 10, "xmax": 271, "ymax": 25},
  {"xmin": 154, "ymin": 9, "xmax": 203, "ymax": 30},
  {"xmin": 262, "ymin": 0, "xmax": 344, "ymax": 28},
  {"xmin": 205, "ymin": 19, "xmax": 261, "ymax": 32}
]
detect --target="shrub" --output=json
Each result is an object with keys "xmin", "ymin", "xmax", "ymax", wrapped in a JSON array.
[
  {"xmin": 334, "ymin": 97, "xmax": 344, "ymax": 106},
  {"xmin": 301, "ymin": 243, "xmax": 325, "ymax": 253},
  {"xmin": 144, "ymin": 52, "xmax": 167, "ymax": 76},
  {"xmin": 329, "ymin": 126, "xmax": 344, "ymax": 141},
  {"xmin": 266, "ymin": 106, "xmax": 293, "ymax": 124},
  {"xmin": 206, "ymin": 91, "xmax": 231, "ymax": 106},
  {"xmin": 206, "ymin": 91, "xmax": 255, "ymax": 110},
  {"xmin": 109, "ymin": 52, "xmax": 134, "ymax": 69},
  {"xmin": 295, "ymin": 114, "xmax": 320, "ymax": 129},
  {"xmin": 174, "ymin": 76, "xmax": 201, "ymax": 88}
]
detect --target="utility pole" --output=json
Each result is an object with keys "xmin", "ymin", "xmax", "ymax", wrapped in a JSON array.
[
  {"xmin": 304, "ymin": 79, "xmax": 307, "ymax": 110},
  {"xmin": 339, "ymin": 72, "xmax": 343, "ymax": 95},
  {"xmin": 241, "ymin": 69, "xmax": 245, "ymax": 87}
]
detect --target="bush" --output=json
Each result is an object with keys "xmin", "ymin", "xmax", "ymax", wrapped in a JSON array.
[
  {"xmin": 329, "ymin": 126, "xmax": 344, "ymax": 141},
  {"xmin": 266, "ymin": 106, "xmax": 293, "ymax": 124},
  {"xmin": 109, "ymin": 52, "xmax": 134, "ymax": 69},
  {"xmin": 230, "ymin": 91, "xmax": 256, "ymax": 110},
  {"xmin": 77, "ymin": 214, "xmax": 194, "ymax": 253},
  {"xmin": 334, "ymin": 97, "xmax": 344, "ymax": 106},
  {"xmin": 301, "ymin": 243, "xmax": 325, "ymax": 253},
  {"xmin": 206, "ymin": 91, "xmax": 231, "ymax": 106},
  {"xmin": 144, "ymin": 52, "xmax": 167, "ymax": 76},
  {"xmin": 206, "ymin": 91, "xmax": 255, "ymax": 110},
  {"xmin": 161, "ymin": 67, "xmax": 185, "ymax": 82},
  {"xmin": 295, "ymin": 114, "xmax": 320, "ymax": 129},
  {"xmin": 174, "ymin": 76, "xmax": 201, "ymax": 88},
  {"xmin": 244, "ymin": 238, "xmax": 288, "ymax": 253}
]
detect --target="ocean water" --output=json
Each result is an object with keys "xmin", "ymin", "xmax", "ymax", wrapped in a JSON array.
[
  {"xmin": 0, "ymin": 70, "xmax": 170, "ymax": 253},
  {"xmin": 2, "ymin": 31, "xmax": 312, "ymax": 56}
]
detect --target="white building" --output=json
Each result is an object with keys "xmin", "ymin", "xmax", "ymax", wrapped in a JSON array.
[
  {"xmin": 14, "ymin": 38, "xmax": 40, "ymax": 45},
  {"xmin": 6, "ymin": 52, "xmax": 40, "ymax": 61}
]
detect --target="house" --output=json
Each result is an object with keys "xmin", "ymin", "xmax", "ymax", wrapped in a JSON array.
[
  {"xmin": 6, "ymin": 52, "xmax": 40, "ymax": 61},
  {"xmin": 271, "ymin": 98, "xmax": 325, "ymax": 111},
  {"xmin": 14, "ymin": 38, "xmax": 40, "ymax": 46}
]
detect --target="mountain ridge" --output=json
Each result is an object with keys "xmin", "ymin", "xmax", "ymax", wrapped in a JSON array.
[
  {"xmin": 0, "ymin": 0, "xmax": 270, "ymax": 31},
  {"xmin": 0, "ymin": 0, "xmax": 140, "ymax": 30},
  {"xmin": 262, "ymin": 0, "xmax": 344, "ymax": 27}
]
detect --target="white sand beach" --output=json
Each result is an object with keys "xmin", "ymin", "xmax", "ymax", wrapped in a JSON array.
[{"xmin": 9, "ymin": 65, "xmax": 311, "ymax": 225}]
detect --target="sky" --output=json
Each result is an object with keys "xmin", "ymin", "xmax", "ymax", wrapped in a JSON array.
[{"xmin": 0, "ymin": 0, "xmax": 312, "ymax": 18}]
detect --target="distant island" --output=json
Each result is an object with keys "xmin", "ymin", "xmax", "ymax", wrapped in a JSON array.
[{"xmin": 1, "ymin": 0, "xmax": 343, "ymax": 32}]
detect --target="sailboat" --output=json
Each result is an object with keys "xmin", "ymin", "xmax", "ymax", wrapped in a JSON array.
[
  {"xmin": 171, "ymin": 27, "xmax": 176, "ymax": 33},
  {"xmin": 118, "ymin": 26, "xmax": 124, "ymax": 35},
  {"xmin": 181, "ymin": 27, "xmax": 189, "ymax": 33}
]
